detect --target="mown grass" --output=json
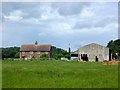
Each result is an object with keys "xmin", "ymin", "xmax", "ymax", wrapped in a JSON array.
[{"xmin": 2, "ymin": 60, "xmax": 118, "ymax": 88}]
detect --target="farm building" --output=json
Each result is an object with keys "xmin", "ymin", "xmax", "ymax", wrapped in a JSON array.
[
  {"xmin": 20, "ymin": 43, "xmax": 52, "ymax": 60},
  {"xmin": 71, "ymin": 43, "xmax": 111, "ymax": 62}
]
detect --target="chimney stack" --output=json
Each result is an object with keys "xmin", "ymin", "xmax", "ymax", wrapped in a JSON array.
[{"xmin": 35, "ymin": 41, "xmax": 38, "ymax": 45}]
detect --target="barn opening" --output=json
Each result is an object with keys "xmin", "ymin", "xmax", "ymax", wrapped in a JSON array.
[
  {"xmin": 81, "ymin": 54, "xmax": 88, "ymax": 61},
  {"xmin": 70, "ymin": 54, "xmax": 78, "ymax": 60},
  {"xmin": 95, "ymin": 56, "xmax": 99, "ymax": 62},
  {"xmin": 109, "ymin": 49, "xmax": 111, "ymax": 61}
]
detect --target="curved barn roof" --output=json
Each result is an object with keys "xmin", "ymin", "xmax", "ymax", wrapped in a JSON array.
[{"xmin": 78, "ymin": 43, "xmax": 109, "ymax": 50}]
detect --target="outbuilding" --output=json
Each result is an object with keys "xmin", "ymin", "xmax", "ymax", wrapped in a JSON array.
[{"xmin": 71, "ymin": 43, "xmax": 110, "ymax": 62}]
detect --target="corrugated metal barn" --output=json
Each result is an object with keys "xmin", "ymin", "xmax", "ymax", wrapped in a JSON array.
[{"xmin": 72, "ymin": 43, "xmax": 110, "ymax": 62}]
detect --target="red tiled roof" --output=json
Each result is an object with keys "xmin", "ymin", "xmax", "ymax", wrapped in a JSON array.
[{"xmin": 20, "ymin": 44, "xmax": 51, "ymax": 51}]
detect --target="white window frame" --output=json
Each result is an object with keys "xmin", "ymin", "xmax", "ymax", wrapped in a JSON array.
[
  {"xmin": 29, "ymin": 51, "xmax": 33, "ymax": 54},
  {"xmin": 45, "ymin": 52, "xmax": 48, "ymax": 54},
  {"xmin": 22, "ymin": 52, "xmax": 25, "ymax": 54},
  {"xmin": 37, "ymin": 52, "xmax": 41, "ymax": 54}
]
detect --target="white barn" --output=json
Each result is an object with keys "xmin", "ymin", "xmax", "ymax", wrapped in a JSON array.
[{"xmin": 76, "ymin": 43, "xmax": 110, "ymax": 62}]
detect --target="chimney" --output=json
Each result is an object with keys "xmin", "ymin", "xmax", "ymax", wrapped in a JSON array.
[
  {"xmin": 35, "ymin": 41, "xmax": 38, "ymax": 45},
  {"xmin": 68, "ymin": 43, "xmax": 71, "ymax": 53}
]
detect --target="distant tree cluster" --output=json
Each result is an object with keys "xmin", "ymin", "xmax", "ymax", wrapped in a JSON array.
[
  {"xmin": 51, "ymin": 46, "xmax": 70, "ymax": 59},
  {"xmin": 2, "ymin": 47, "xmax": 20, "ymax": 59},
  {"xmin": 2, "ymin": 39, "xmax": 119, "ymax": 60},
  {"xmin": 1, "ymin": 46, "xmax": 70, "ymax": 60},
  {"xmin": 40, "ymin": 54, "xmax": 49, "ymax": 58},
  {"xmin": 107, "ymin": 39, "xmax": 120, "ymax": 60}
]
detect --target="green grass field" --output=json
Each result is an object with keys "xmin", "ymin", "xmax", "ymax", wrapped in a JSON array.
[{"xmin": 2, "ymin": 60, "xmax": 118, "ymax": 88}]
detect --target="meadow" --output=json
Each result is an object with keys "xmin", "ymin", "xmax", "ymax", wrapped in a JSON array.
[{"xmin": 2, "ymin": 60, "xmax": 118, "ymax": 88}]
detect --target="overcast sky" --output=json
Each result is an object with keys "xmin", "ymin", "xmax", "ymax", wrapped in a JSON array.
[{"xmin": 2, "ymin": 2, "xmax": 118, "ymax": 51}]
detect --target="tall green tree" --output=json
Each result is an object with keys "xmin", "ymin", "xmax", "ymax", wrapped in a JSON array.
[
  {"xmin": 40, "ymin": 54, "xmax": 49, "ymax": 58},
  {"xmin": 107, "ymin": 39, "xmax": 120, "ymax": 60},
  {"xmin": 14, "ymin": 52, "xmax": 20, "ymax": 58},
  {"xmin": 51, "ymin": 46, "xmax": 70, "ymax": 59},
  {"xmin": 2, "ymin": 47, "xmax": 20, "ymax": 59}
]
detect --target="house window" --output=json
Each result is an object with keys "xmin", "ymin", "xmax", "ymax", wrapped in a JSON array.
[
  {"xmin": 29, "ymin": 52, "xmax": 33, "ymax": 54},
  {"xmin": 45, "ymin": 52, "xmax": 48, "ymax": 54},
  {"xmin": 28, "ymin": 56, "xmax": 32, "ymax": 59},
  {"xmin": 37, "ymin": 52, "xmax": 41, "ymax": 54},
  {"xmin": 22, "ymin": 52, "xmax": 25, "ymax": 54}
]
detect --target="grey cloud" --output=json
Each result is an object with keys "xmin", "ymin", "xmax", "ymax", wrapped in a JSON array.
[
  {"xmin": 2, "ymin": 2, "xmax": 118, "ymax": 51},
  {"xmin": 73, "ymin": 15, "xmax": 117, "ymax": 29},
  {"xmin": 3, "ymin": 22, "xmax": 41, "ymax": 46},
  {"xmin": 2, "ymin": 2, "xmax": 90, "ymax": 19},
  {"xmin": 73, "ymin": 22, "xmax": 92, "ymax": 29},
  {"xmin": 2, "ymin": 2, "xmax": 51, "ymax": 19},
  {"xmin": 2, "ymin": 2, "xmax": 44, "ymax": 13},
  {"xmin": 51, "ymin": 2, "xmax": 90, "ymax": 16},
  {"xmin": 72, "ymin": 2, "xmax": 117, "ymax": 29},
  {"xmin": 118, "ymin": 2, "xmax": 120, "ymax": 39},
  {"xmin": 119, "ymin": 3, "xmax": 120, "ymax": 19},
  {"xmin": 0, "ymin": 3, "xmax": 1, "ymax": 13}
]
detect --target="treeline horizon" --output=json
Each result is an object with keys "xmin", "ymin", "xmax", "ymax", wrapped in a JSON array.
[
  {"xmin": 1, "ymin": 46, "xmax": 70, "ymax": 59},
  {"xmin": 1, "ymin": 39, "xmax": 120, "ymax": 60}
]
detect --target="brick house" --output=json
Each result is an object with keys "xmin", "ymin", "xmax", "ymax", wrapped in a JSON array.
[{"xmin": 20, "ymin": 44, "xmax": 52, "ymax": 60}]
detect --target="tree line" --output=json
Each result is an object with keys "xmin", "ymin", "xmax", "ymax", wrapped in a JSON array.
[
  {"xmin": 51, "ymin": 46, "xmax": 70, "ymax": 59},
  {"xmin": 2, "ymin": 47, "xmax": 20, "ymax": 59},
  {"xmin": 1, "ymin": 46, "xmax": 70, "ymax": 59},
  {"xmin": 1, "ymin": 39, "xmax": 120, "ymax": 60},
  {"xmin": 107, "ymin": 39, "xmax": 120, "ymax": 60}
]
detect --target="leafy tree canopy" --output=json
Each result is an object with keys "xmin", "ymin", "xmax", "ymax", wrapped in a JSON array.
[
  {"xmin": 51, "ymin": 46, "xmax": 70, "ymax": 59},
  {"xmin": 2, "ymin": 47, "xmax": 20, "ymax": 59},
  {"xmin": 40, "ymin": 54, "xmax": 49, "ymax": 58},
  {"xmin": 107, "ymin": 39, "xmax": 120, "ymax": 59}
]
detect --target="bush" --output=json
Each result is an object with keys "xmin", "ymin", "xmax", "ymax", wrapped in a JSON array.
[{"xmin": 40, "ymin": 54, "xmax": 49, "ymax": 58}]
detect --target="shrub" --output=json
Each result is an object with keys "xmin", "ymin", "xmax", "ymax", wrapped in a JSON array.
[{"xmin": 40, "ymin": 54, "xmax": 49, "ymax": 58}]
